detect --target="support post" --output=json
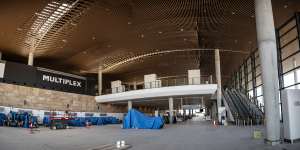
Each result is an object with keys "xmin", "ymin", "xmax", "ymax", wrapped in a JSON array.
[
  {"xmin": 128, "ymin": 101, "xmax": 132, "ymax": 111},
  {"xmin": 98, "ymin": 66, "xmax": 103, "ymax": 95},
  {"xmin": 201, "ymin": 97, "xmax": 204, "ymax": 108},
  {"xmin": 255, "ymin": 0, "xmax": 280, "ymax": 145},
  {"xmin": 169, "ymin": 97, "xmax": 174, "ymax": 124},
  {"xmin": 215, "ymin": 49, "xmax": 222, "ymax": 123},
  {"xmin": 133, "ymin": 81, "xmax": 137, "ymax": 90},
  {"xmin": 28, "ymin": 52, "xmax": 34, "ymax": 66},
  {"xmin": 209, "ymin": 75, "xmax": 213, "ymax": 84}
]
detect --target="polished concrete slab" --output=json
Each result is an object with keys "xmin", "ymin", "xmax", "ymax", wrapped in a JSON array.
[{"xmin": 0, "ymin": 120, "xmax": 299, "ymax": 150}]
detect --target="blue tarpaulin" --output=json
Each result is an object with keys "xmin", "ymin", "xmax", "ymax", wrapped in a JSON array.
[
  {"xmin": 43, "ymin": 116, "xmax": 119, "ymax": 127},
  {"xmin": 0, "ymin": 113, "xmax": 7, "ymax": 126},
  {"xmin": 43, "ymin": 116, "xmax": 51, "ymax": 126},
  {"xmin": 5, "ymin": 112, "xmax": 38, "ymax": 128},
  {"xmin": 123, "ymin": 109, "xmax": 164, "ymax": 129}
]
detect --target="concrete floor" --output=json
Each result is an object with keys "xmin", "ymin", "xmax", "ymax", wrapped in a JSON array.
[{"xmin": 0, "ymin": 120, "xmax": 299, "ymax": 150}]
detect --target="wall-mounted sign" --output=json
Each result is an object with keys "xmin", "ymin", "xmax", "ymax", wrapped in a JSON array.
[
  {"xmin": 37, "ymin": 70, "xmax": 86, "ymax": 94},
  {"xmin": 2, "ymin": 61, "xmax": 95, "ymax": 95},
  {"xmin": 42, "ymin": 75, "xmax": 82, "ymax": 87}
]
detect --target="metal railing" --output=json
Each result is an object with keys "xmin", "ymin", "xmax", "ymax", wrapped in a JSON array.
[{"xmin": 103, "ymin": 76, "xmax": 214, "ymax": 95}]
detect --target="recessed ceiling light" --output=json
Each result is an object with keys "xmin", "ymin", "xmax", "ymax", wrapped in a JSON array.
[
  {"xmin": 284, "ymin": 4, "xmax": 288, "ymax": 8},
  {"xmin": 232, "ymin": 12, "xmax": 236, "ymax": 15},
  {"xmin": 62, "ymin": 39, "xmax": 67, "ymax": 43},
  {"xmin": 92, "ymin": 36, "xmax": 96, "ymax": 40},
  {"xmin": 158, "ymin": 31, "xmax": 162, "ymax": 34},
  {"xmin": 127, "ymin": 22, "xmax": 132, "ymax": 25},
  {"xmin": 184, "ymin": 38, "xmax": 187, "ymax": 41},
  {"xmin": 141, "ymin": 34, "xmax": 145, "ymax": 38},
  {"xmin": 180, "ymin": 28, "xmax": 184, "ymax": 32}
]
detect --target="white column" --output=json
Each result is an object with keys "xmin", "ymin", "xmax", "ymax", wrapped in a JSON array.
[
  {"xmin": 209, "ymin": 75, "xmax": 213, "ymax": 84},
  {"xmin": 133, "ymin": 81, "xmax": 137, "ymax": 90},
  {"xmin": 255, "ymin": 0, "xmax": 280, "ymax": 145},
  {"xmin": 28, "ymin": 52, "xmax": 34, "ymax": 66},
  {"xmin": 215, "ymin": 49, "xmax": 222, "ymax": 122},
  {"xmin": 128, "ymin": 101, "xmax": 132, "ymax": 111},
  {"xmin": 98, "ymin": 66, "xmax": 103, "ymax": 95},
  {"xmin": 155, "ymin": 110, "xmax": 159, "ymax": 117},
  {"xmin": 201, "ymin": 97, "xmax": 204, "ymax": 108},
  {"xmin": 169, "ymin": 97, "xmax": 174, "ymax": 124}
]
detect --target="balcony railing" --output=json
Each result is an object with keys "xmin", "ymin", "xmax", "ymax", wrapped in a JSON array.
[{"xmin": 102, "ymin": 76, "xmax": 214, "ymax": 95}]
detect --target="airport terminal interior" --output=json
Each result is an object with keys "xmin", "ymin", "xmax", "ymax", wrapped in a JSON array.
[{"xmin": 1, "ymin": 0, "xmax": 300, "ymax": 150}]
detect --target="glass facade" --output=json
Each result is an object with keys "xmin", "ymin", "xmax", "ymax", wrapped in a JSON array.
[{"xmin": 229, "ymin": 13, "xmax": 300, "ymax": 114}]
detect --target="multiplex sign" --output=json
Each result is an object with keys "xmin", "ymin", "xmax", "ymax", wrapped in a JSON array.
[{"xmin": 42, "ymin": 75, "xmax": 82, "ymax": 87}]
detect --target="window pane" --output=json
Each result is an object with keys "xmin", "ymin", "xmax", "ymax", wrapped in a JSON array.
[
  {"xmin": 248, "ymin": 90, "xmax": 253, "ymax": 98},
  {"xmin": 248, "ymin": 82, "xmax": 253, "ymax": 90},
  {"xmin": 256, "ymin": 86, "xmax": 263, "ymax": 96},
  {"xmin": 256, "ymin": 76, "xmax": 262, "ymax": 86},
  {"xmin": 248, "ymin": 73, "xmax": 252, "ymax": 81},
  {"xmin": 282, "ymin": 52, "xmax": 300, "ymax": 73},
  {"xmin": 256, "ymin": 66, "xmax": 261, "ymax": 76},
  {"xmin": 297, "ymin": 69, "xmax": 300, "ymax": 86},
  {"xmin": 281, "ymin": 40, "xmax": 299, "ymax": 60},
  {"xmin": 279, "ymin": 19, "xmax": 296, "ymax": 36},
  {"xmin": 280, "ymin": 27, "xmax": 298, "ymax": 46},
  {"xmin": 283, "ymin": 72, "xmax": 295, "ymax": 87}
]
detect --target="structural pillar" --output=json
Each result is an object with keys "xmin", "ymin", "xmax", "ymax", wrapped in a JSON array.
[
  {"xmin": 201, "ymin": 97, "xmax": 204, "ymax": 108},
  {"xmin": 128, "ymin": 101, "xmax": 132, "ymax": 111},
  {"xmin": 215, "ymin": 49, "xmax": 222, "ymax": 123},
  {"xmin": 155, "ymin": 110, "xmax": 159, "ymax": 117},
  {"xmin": 169, "ymin": 97, "xmax": 174, "ymax": 124},
  {"xmin": 255, "ymin": 0, "xmax": 280, "ymax": 145},
  {"xmin": 209, "ymin": 75, "xmax": 213, "ymax": 84},
  {"xmin": 98, "ymin": 66, "xmax": 103, "ymax": 95},
  {"xmin": 133, "ymin": 81, "xmax": 137, "ymax": 90},
  {"xmin": 28, "ymin": 52, "xmax": 34, "ymax": 66}
]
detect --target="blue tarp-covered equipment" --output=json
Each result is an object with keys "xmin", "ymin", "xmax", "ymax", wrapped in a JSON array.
[
  {"xmin": 43, "ymin": 116, "xmax": 119, "ymax": 127},
  {"xmin": 0, "ymin": 113, "xmax": 7, "ymax": 126},
  {"xmin": 68, "ymin": 117, "xmax": 119, "ymax": 126},
  {"xmin": 5, "ymin": 111, "xmax": 38, "ymax": 128},
  {"xmin": 123, "ymin": 109, "xmax": 164, "ymax": 129}
]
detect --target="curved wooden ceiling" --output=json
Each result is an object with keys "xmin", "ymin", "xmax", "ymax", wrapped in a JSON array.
[{"xmin": 0, "ymin": 0, "xmax": 299, "ymax": 82}]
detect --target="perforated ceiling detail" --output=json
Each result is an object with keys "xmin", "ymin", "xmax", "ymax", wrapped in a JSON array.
[
  {"xmin": 16, "ymin": 0, "xmax": 94, "ymax": 56},
  {"xmin": 0, "ymin": 0, "xmax": 299, "ymax": 82}
]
